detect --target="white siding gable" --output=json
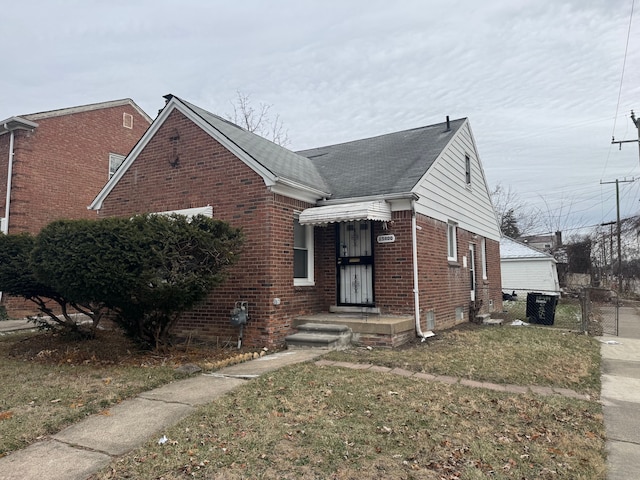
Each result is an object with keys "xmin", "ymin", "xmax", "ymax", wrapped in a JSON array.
[{"xmin": 413, "ymin": 120, "xmax": 500, "ymax": 241}]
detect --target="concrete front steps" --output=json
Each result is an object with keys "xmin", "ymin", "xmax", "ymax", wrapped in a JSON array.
[
  {"xmin": 285, "ymin": 323, "xmax": 352, "ymax": 350},
  {"xmin": 477, "ymin": 313, "xmax": 503, "ymax": 326}
]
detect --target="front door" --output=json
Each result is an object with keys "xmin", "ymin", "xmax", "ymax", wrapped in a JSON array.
[
  {"xmin": 469, "ymin": 244, "xmax": 476, "ymax": 301},
  {"xmin": 337, "ymin": 221, "xmax": 374, "ymax": 306}
]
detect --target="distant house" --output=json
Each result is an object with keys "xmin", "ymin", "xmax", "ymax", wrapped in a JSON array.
[
  {"xmin": 500, "ymin": 236, "xmax": 560, "ymax": 294},
  {"xmin": 0, "ymin": 99, "xmax": 152, "ymax": 315},
  {"xmin": 518, "ymin": 232, "xmax": 562, "ymax": 254},
  {"xmin": 90, "ymin": 95, "xmax": 503, "ymax": 348}
]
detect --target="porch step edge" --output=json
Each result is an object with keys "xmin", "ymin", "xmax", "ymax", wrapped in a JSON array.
[
  {"xmin": 285, "ymin": 332, "xmax": 352, "ymax": 350},
  {"xmin": 296, "ymin": 323, "xmax": 351, "ymax": 334}
]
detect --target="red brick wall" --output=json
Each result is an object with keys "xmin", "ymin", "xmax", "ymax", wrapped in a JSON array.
[
  {"xmin": 373, "ymin": 211, "xmax": 415, "ymax": 313},
  {"xmin": 415, "ymin": 214, "xmax": 502, "ymax": 331},
  {"xmin": 0, "ymin": 104, "xmax": 149, "ymax": 235},
  {"xmin": 0, "ymin": 103, "xmax": 150, "ymax": 317},
  {"xmin": 98, "ymin": 109, "xmax": 330, "ymax": 348}
]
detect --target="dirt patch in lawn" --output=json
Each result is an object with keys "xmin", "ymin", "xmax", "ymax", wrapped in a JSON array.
[{"xmin": 4, "ymin": 327, "xmax": 250, "ymax": 368}]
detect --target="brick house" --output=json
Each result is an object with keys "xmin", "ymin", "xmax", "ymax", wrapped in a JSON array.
[
  {"xmin": 90, "ymin": 95, "xmax": 502, "ymax": 348},
  {"xmin": 0, "ymin": 99, "xmax": 152, "ymax": 315}
]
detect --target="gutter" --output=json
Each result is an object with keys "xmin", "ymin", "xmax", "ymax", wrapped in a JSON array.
[{"xmin": 411, "ymin": 203, "xmax": 434, "ymax": 341}]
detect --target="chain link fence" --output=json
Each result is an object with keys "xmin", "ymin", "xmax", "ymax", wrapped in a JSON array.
[
  {"xmin": 498, "ymin": 288, "xmax": 582, "ymax": 330},
  {"xmin": 497, "ymin": 287, "xmax": 620, "ymax": 336}
]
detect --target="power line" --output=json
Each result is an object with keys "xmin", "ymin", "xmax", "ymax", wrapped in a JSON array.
[{"xmin": 611, "ymin": 0, "xmax": 635, "ymax": 140}]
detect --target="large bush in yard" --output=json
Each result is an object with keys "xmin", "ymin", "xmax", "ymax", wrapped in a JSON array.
[
  {"xmin": 0, "ymin": 232, "xmax": 98, "ymax": 333},
  {"xmin": 4, "ymin": 214, "xmax": 243, "ymax": 348},
  {"xmin": 111, "ymin": 213, "xmax": 244, "ymax": 348}
]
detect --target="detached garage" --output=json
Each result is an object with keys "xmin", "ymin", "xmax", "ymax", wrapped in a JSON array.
[{"xmin": 500, "ymin": 236, "xmax": 560, "ymax": 294}]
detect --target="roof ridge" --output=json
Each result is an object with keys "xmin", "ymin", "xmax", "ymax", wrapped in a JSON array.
[{"xmin": 297, "ymin": 117, "xmax": 467, "ymax": 153}]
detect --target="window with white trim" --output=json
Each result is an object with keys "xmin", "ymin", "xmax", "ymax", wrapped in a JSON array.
[
  {"xmin": 465, "ymin": 155, "xmax": 471, "ymax": 185},
  {"xmin": 109, "ymin": 153, "xmax": 126, "ymax": 179},
  {"xmin": 481, "ymin": 238, "xmax": 488, "ymax": 280},
  {"xmin": 294, "ymin": 215, "xmax": 314, "ymax": 286},
  {"xmin": 447, "ymin": 221, "xmax": 457, "ymax": 261}
]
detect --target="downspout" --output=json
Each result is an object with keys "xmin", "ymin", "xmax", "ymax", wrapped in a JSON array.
[
  {"xmin": 0, "ymin": 129, "xmax": 15, "ymax": 303},
  {"xmin": 3, "ymin": 129, "xmax": 15, "ymax": 235},
  {"xmin": 411, "ymin": 204, "xmax": 434, "ymax": 341}
]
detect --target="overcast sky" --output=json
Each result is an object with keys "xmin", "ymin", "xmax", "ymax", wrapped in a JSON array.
[{"xmin": 2, "ymin": 0, "xmax": 639, "ymax": 237}]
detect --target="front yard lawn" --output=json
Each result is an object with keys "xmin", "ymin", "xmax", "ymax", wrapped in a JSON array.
[{"xmin": 90, "ymin": 325, "xmax": 604, "ymax": 479}]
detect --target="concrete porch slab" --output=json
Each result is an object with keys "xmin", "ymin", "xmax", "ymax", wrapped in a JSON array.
[{"xmin": 293, "ymin": 313, "xmax": 414, "ymax": 336}]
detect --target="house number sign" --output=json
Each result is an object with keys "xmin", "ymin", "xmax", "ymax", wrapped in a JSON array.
[{"xmin": 377, "ymin": 234, "xmax": 396, "ymax": 244}]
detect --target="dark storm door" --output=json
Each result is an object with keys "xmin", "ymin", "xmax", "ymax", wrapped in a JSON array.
[{"xmin": 336, "ymin": 221, "xmax": 374, "ymax": 306}]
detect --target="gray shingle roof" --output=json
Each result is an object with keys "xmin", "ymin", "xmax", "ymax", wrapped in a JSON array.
[
  {"xmin": 179, "ymin": 99, "xmax": 329, "ymax": 194},
  {"xmin": 297, "ymin": 118, "xmax": 466, "ymax": 199},
  {"xmin": 500, "ymin": 236, "xmax": 554, "ymax": 259}
]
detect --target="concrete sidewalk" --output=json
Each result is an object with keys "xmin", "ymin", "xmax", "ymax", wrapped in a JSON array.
[
  {"xmin": 0, "ymin": 349, "xmax": 324, "ymax": 480},
  {"xmin": 599, "ymin": 305, "xmax": 640, "ymax": 480},
  {"xmin": 0, "ymin": 318, "xmax": 37, "ymax": 334}
]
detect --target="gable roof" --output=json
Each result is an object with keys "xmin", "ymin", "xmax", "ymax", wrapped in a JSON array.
[
  {"xmin": 1, "ymin": 99, "xmax": 152, "ymax": 137},
  {"xmin": 500, "ymin": 236, "xmax": 556, "ymax": 261},
  {"xmin": 90, "ymin": 95, "xmax": 330, "ymax": 211},
  {"xmin": 297, "ymin": 118, "xmax": 466, "ymax": 200},
  {"xmin": 179, "ymin": 98, "xmax": 329, "ymax": 194},
  {"xmin": 20, "ymin": 98, "xmax": 152, "ymax": 123}
]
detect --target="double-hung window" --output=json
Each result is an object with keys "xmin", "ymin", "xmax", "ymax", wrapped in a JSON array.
[
  {"xmin": 109, "ymin": 153, "xmax": 126, "ymax": 179},
  {"xmin": 447, "ymin": 221, "xmax": 458, "ymax": 262},
  {"xmin": 294, "ymin": 215, "xmax": 314, "ymax": 286}
]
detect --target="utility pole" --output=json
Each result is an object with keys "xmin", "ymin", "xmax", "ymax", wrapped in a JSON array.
[
  {"xmin": 612, "ymin": 110, "xmax": 640, "ymax": 163},
  {"xmin": 600, "ymin": 178, "xmax": 635, "ymax": 295}
]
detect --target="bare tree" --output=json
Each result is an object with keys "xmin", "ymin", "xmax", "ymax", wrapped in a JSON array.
[
  {"xmin": 490, "ymin": 183, "xmax": 541, "ymax": 237},
  {"xmin": 227, "ymin": 91, "xmax": 290, "ymax": 147},
  {"xmin": 537, "ymin": 194, "xmax": 587, "ymax": 236}
]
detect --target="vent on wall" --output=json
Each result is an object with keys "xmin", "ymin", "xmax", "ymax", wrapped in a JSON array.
[
  {"xmin": 123, "ymin": 113, "xmax": 133, "ymax": 129},
  {"xmin": 455, "ymin": 306, "xmax": 464, "ymax": 321}
]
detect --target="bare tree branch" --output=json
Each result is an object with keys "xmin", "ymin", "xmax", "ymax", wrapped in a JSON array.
[
  {"xmin": 490, "ymin": 183, "xmax": 542, "ymax": 237},
  {"xmin": 227, "ymin": 91, "xmax": 290, "ymax": 146}
]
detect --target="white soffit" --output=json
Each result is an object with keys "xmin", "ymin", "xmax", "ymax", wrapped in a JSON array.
[{"xmin": 298, "ymin": 201, "xmax": 392, "ymax": 225}]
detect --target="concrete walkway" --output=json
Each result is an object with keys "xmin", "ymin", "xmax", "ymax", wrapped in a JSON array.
[
  {"xmin": 0, "ymin": 349, "xmax": 324, "ymax": 480},
  {"xmin": 315, "ymin": 359, "xmax": 591, "ymax": 400},
  {"xmin": 599, "ymin": 305, "xmax": 640, "ymax": 480}
]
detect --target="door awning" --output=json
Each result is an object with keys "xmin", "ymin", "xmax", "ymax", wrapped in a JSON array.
[{"xmin": 298, "ymin": 200, "xmax": 392, "ymax": 225}]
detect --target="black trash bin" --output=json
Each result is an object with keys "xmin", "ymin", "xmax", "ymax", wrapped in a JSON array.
[{"xmin": 526, "ymin": 293, "xmax": 559, "ymax": 325}]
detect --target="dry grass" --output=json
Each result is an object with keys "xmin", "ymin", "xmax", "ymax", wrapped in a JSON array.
[
  {"xmin": 1, "ymin": 323, "xmax": 606, "ymax": 479},
  {"xmin": 89, "ymin": 364, "xmax": 605, "ymax": 479},
  {"xmin": 0, "ymin": 328, "xmax": 256, "ymax": 456},
  {"xmin": 327, "ymin": 324, "xmax": 601, "ymax": 397}
]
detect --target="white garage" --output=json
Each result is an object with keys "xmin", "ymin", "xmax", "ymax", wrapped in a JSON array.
[{"xmin": 500, "ymin": 236, "xmax": 560, "ymax": 294}]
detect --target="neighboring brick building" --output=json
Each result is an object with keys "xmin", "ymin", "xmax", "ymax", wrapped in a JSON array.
[
  {"xmin": 90, "ymin": 95, "xmax": 503, "ymax": 348},
  {"xmin": 0, "ymin": 99, "xmax": 152, "ymax": 315}
]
